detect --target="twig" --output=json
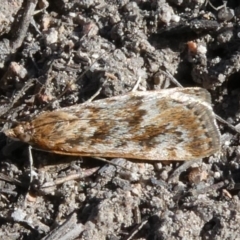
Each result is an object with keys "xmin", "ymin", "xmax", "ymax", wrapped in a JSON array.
[{"xmin": 11, "ymin": 0, "xmax": 38, "ymax": 51}]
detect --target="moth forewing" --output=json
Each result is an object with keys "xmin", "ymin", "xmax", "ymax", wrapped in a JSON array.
[{"xmin": 4, "ymin": 87, "xmax": 220, "ymax": 161}]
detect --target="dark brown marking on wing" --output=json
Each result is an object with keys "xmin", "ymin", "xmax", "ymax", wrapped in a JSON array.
[{"xmin": 4, "ymin": 88, "xmax": 220, "ymax": 160}]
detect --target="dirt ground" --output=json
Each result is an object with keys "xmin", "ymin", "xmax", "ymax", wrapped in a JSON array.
[{"xmin": 1, "ymin": 0, "xmax": 240, "ymax": 239}]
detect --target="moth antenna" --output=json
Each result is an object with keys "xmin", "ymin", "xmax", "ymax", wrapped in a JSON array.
[
  {"xmin": 163, "ymin": 70, "xmax": 183, "ymax": 87},
  {"xmin": 164, "ymin": 70, "xmax": 240, "ymax": 134},
  {"xmin": 215, "ymin": 115, "xmax": 240, "ymax": 134}
]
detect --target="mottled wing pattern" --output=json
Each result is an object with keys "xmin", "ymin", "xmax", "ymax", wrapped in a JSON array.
[{"xmin": 4, "ymin": 88, "xmax": 220, "ymax": 160}]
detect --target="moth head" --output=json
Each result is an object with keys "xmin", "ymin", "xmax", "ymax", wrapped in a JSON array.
[{"xmin": 4, "ymin": 123, "xmax": 32, "ymax": 143}]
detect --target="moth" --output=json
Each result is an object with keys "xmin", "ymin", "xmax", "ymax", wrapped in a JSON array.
[{"xmin": 4, "ymin": 87, "xmax": 220, "ymax": 161}]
